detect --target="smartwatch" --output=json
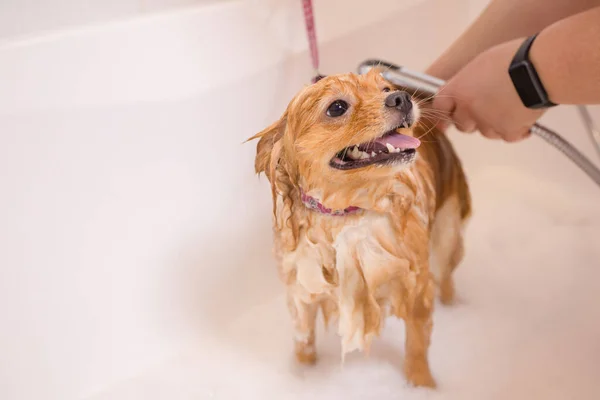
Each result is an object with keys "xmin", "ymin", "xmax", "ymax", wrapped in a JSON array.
[{"xmin": 508, "ymin": 33, "xmax": 557, "ymax": 109}]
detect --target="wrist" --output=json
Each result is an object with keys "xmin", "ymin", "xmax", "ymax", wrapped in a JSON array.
[{"xmin": 528, "ymin": 28, "xmax": 560, "ymax": 104}]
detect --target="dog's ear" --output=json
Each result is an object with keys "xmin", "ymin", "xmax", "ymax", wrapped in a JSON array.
[{"xmin": 246, "ymin": 112, "xmax": 287, "ymax": 180}]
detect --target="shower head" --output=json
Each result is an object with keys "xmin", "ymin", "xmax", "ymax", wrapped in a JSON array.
[{"xmin": 357, "ymin": 59, "xmax": 443, "ymax": 98}]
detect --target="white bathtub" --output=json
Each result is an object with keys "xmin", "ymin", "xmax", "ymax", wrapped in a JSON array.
[{"xmin": 1, "ymin": 0, "xmax": 599, "ymax": 399}]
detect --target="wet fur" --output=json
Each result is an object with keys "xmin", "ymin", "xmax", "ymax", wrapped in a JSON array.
[{"xmin": 248, "ymin": 70, "xmax": 471, "ymax": 387}]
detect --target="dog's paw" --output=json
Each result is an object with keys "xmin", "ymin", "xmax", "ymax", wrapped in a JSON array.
[
  {"xmin": 405, "ymin": 361, "xmax": 436, "ymax": 388},
  {"xmin": 295, "ymin": 342, "xmax": 317, "ymax": 365},
  {"xmin": 439, "ymin": 279, "xmax": 456, "ymax": 306},
  {"xmin": 440, "ymin": 292, "xmax": 455, "ymax": 306}
]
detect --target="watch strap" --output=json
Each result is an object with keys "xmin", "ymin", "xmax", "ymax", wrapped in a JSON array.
[{"xmin": 509, "ymin": 33, "xmax": 557, "ymax": 109}]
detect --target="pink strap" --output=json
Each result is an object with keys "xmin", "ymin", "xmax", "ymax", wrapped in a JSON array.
[
  {"xmin": 301, "ymin": 0, "xmax": 324, "ymax": 83},
  {"xmin": 300, "ymin": 188, "xmax": 361, "ymax": 216}
]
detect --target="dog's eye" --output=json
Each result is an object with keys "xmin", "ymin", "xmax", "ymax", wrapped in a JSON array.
[
  {"xmin": 326, "ymin": 100, "xmax": 349, "ymax": 117},
  {"xmin": 382, "ymin": 87, "xmax": 391, "ymax": 92}
]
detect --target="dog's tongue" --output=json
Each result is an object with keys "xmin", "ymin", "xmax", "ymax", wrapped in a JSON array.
[{"xmin": 375, "ymin": 132, "xmax": 421, "ymax": 149}]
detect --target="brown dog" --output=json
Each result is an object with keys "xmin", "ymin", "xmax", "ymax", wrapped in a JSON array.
[{"xmin": 247, "ymin": 69, "xmax": 471, "ymax": 387}]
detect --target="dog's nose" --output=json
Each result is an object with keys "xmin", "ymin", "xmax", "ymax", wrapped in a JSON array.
[{"xmin": 385, "ymin": 91, "xmax": 413, "ymax": 113}]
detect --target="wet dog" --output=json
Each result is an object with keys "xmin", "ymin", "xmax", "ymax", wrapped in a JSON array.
[{"xmin": 247, "ymin": 69, "xmax": 471, "ymax": 387}]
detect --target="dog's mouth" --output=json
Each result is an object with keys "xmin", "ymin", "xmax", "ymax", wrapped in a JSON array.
[{"xmin": 329, "ymin": 128, "xmax": 421, "ymax": 170}]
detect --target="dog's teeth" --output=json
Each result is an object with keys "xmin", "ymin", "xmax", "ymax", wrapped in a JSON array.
[
  {"xmin": 385, "ymin": 143, "xmax": 395, "ymax": 153},
  {"xmin": 360, "ymin": 151, "xmax": 370, "ymax": 159},
  {"xmin": 371, "ymin": 152, "xmax": 376, "ymax": 157}
]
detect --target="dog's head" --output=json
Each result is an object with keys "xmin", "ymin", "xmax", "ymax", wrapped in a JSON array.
[{"xmin": 248, "ymin": 70, "xmax": 422, "ymax": 207}]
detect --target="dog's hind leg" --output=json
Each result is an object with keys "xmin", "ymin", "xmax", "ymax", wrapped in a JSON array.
[{"xmin": 430, "ymin": 195, "xmax": 466, "ymax": 305}]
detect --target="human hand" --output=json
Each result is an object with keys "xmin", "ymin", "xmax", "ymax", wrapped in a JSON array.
[{"xmin": 430, "ymin": 38, "xmax": 547, "ymax": 142}]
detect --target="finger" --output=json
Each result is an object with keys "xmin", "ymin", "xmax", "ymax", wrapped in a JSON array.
[
  {"xmin": 430, "ymin": 92, "xmax": 455, "ymax": 131},
  {"xmin": 504, "ymin": 128, "xmax": 531, "ymax": 143},
  {"xmin": 451, "ymin": 105, "xmax": 476, "ymax": 133},
  {"xmin": 475, "ymin": 121, "xmax": 501, "ymax": 139},
  {"xmin": 482, "ymin": 129, "xmax": 502, "ymax": 140},
  {"xmin": 431, "ymin": 88, "xmax": 455, "ymax": 114}
]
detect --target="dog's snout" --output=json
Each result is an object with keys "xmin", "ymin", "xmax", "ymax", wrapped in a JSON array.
[{"xmin": 385, "ymin": 91, "xmax": 413, "ymax": 113}]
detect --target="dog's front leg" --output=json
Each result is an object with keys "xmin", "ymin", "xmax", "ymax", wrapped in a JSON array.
[
  {"xmin": 287, "ymin": 291, "xmax": 318, "ymax": 364},
  {"xmin": 404, "ymin": 262, "xmax": 436, "ymax": 388}
]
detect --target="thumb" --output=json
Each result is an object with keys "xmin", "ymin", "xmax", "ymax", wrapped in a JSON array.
[{"xmin": 430, "ymin": 88, "xmax": 455, "ymax": 132}]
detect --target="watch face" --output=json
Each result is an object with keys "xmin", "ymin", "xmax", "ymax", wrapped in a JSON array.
[{"xmin": 509, "ymin": 62, "xmax": 546, "ymax": 108}]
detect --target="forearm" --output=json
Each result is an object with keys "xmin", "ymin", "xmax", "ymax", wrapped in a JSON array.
[
  {"xmin": 531, "ymin": 6, "xmax": 600, "ymax": 104},
  {"xmin": 427, "ymin": 0, "xmax": 600, "ymax": 80}
]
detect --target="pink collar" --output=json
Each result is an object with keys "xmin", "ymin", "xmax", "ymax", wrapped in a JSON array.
[{"xmin": 300, "ymin": 188, "xmax": 361, "ymax": 216}]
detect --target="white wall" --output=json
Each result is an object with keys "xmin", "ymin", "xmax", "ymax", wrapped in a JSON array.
[{"xmin": 0, "ymin": 0, "xmax": 220, "ymax": 41}]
